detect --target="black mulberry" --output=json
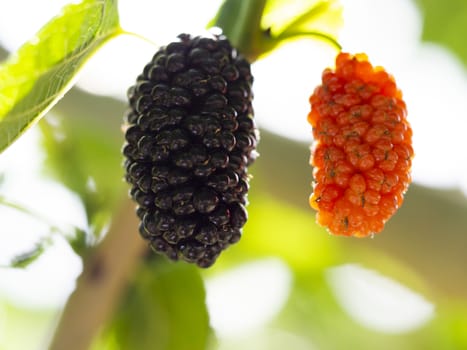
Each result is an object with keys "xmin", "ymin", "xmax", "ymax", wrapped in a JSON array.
[{"xmin": 123, "ymin": 33, "xmax": 258, "ymax": 268}]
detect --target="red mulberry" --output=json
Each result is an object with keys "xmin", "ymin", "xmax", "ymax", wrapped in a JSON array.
[
  {"xmin": 123, "ymin": 34, "xmax": 258, "ymax": 267},
  {"xmin": 308, "ymin": 52, "xmax": 413, "ymax": 237}
]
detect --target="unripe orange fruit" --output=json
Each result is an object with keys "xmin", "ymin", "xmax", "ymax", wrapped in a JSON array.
[{"xmin": 308, "ymin": 52, "xmax": 413, "ymax": 237}]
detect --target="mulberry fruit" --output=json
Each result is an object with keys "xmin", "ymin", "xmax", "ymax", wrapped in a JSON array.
[
  {"xmin": 308, "ymin": 52, "xmax": 413, "ymax": 237},
  {"xmin": 123, "ymin": 34, "xmax": 258, "ymax": 267}
]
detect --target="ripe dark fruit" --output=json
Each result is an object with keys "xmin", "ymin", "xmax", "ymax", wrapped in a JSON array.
[
  {"xmin": 124, "ymin": 33, "xmax": 258, "ymax": 267},
  {"xmin": 308, "ymin": 52, "xmax": 413, "ymax": 237}
]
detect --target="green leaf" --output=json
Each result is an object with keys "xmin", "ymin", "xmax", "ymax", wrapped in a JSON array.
[
  {"xmin": 96, "ymin": 259, "xmax": 212, "ymax": 350},
  {"xmin": 260, "ymin": 0, "xmax": 342, "ymax": 53},
  {"xmin": 67, "ymin": 228, "xmax": 89, "ymax": 257},
  {"xmin": 0, "ymin": 195, "xmax": 85, "ymax": 264},
  {"xmin": 262, "ymin": 0, "xmax": 342, "ymax": 30},
  {"xmin": 40, "ymin": 89, "xmax": 126, "ymax": 241},
  {"xmin": 209, "ymin": 0, "xmax": 342, "ymax": 60},
  {"xmin": 9, "ymin": 238, "xmax": 51, "ymax": 268},
  {"xmin": 0, "ymin": 0, "xmax": 121, "ymax": 154},
  {"xmin": 415, "ymin": 0, "xmax": 467, "ymax": 66}
]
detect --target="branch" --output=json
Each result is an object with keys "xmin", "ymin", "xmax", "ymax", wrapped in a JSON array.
[{"xmin": 49, "ymin": 197, "xmax": 147, "ymax": 350}]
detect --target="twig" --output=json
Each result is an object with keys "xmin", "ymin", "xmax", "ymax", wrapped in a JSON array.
[{"xmin": 49, "ymin": 197, "xmax": 147, "ymax": 350}]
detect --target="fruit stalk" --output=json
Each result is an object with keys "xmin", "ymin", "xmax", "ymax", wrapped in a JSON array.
[{"xmin": 212, "ymin": 0, "xmax": 267, "ymax": 61}]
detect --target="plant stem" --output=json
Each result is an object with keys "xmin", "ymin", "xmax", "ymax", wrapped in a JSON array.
[
  {"xmin": 49, "ymin": 197, "xmax": 147, "ymax": 350},
  {"xmin": 275, "ymin": 30, "xmax": 342, "ymax": 51},
  {"xmin": 213, "ymin": 0, "xmax": 267, "ymax": 61}
]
